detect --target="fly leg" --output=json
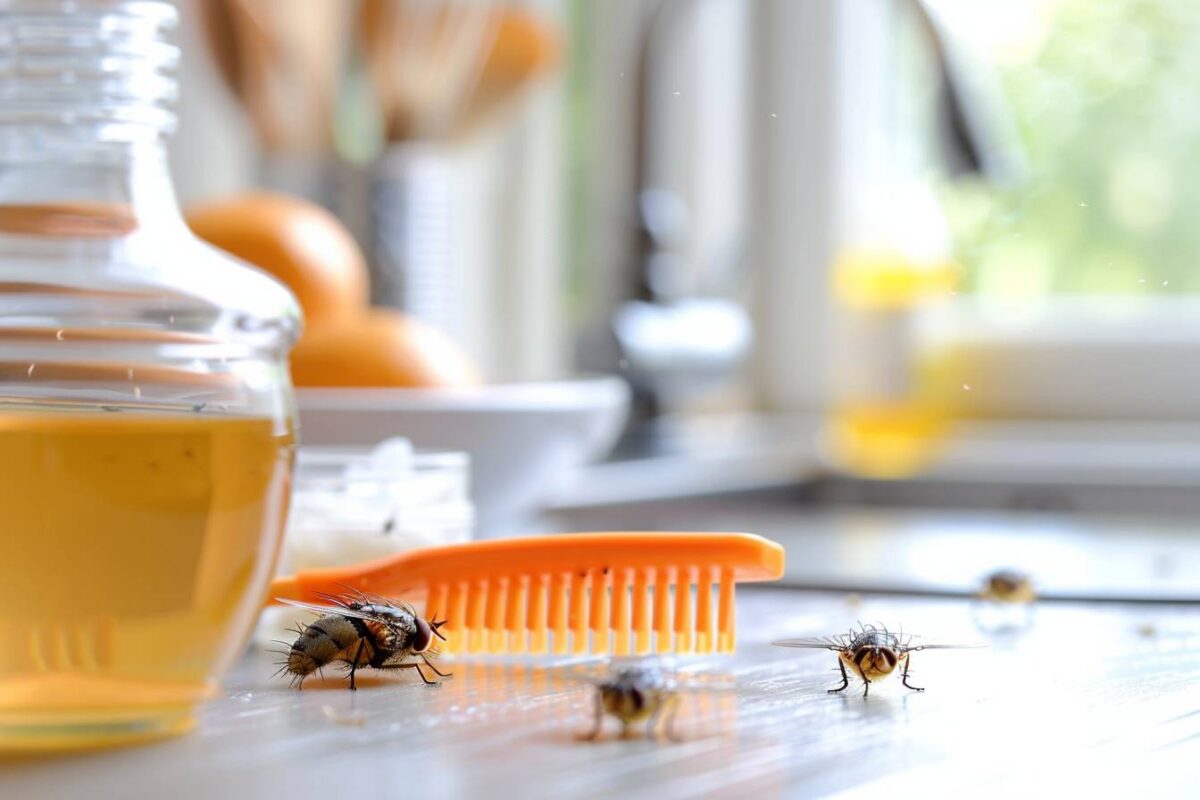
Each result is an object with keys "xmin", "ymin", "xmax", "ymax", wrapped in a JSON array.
[
  {"xmin": 853, "ymin": 661, "xmax": 872, "ymax": 697},
  {"xmin": 412, "ymin": 661, "xmax": 439, "ymax": 686},
  {"xmin": 901, "ymin": 655, "xmax": 924, "ymax": 692},
  {"xmin": 420, "ymin": 654, "xmax": 452, "ymax": 678},
  {"xmin": 375, "ymin": 662, "xmax": 440, "ymax": 686},
  {"xmin": 659, "ymin": 695, "xmax": 683, "ymax": 743},
  {"xmin": 577, "ymin": 692, "xmax": 605, "ymax": 741},
  {"xmin": 828, "ymin": 659, "xmax": 850, "ymax": 694},
  {"xmin": 645, "ymin": 696, "xmax": 678, "ymax": 742},
  {"xmin": 347, "ymin": 640, "xmax": 366, "ymax": 691}
]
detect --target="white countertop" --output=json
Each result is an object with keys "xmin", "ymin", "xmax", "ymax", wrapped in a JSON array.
[
  {"xmin": 8, "ymin": 501, "xmax": 1200, "ymax": 797},
  {"xmin": 5, "ymin": 584, "xmax": 1199, "ymax": 798}
]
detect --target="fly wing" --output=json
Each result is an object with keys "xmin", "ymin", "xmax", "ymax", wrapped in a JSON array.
[
  {"xmin": 903, "ymin": 642, "xmax": 986, "ymax": 652},
  {"xmin": 545, "ymin": 662, "xmax": 671, "ymax": 688},
  {"xmin": 900, "ymin": 635, "xmax": 987, "ymax": 653},
  {"xmin": 557, "ymin": 673, "xmax": 606, "ymax": 687},
  {"xmin": 771, "ymin": 636, "xmax": 847, "ymax": 651},
  {"xmin": 276, "ymin": 598, "xmax": 390, "ymax": 624},
  {"xmin": 313, "ymin": 588, "xmax": 413, "ymax": 615}
]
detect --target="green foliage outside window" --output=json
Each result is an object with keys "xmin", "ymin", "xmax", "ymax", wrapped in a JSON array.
[{"xmin": 941, "ymin": 0, "xmax": 1200, "ymax": 295}]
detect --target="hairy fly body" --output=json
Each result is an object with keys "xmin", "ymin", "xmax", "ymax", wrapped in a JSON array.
[
  {"xmin": 773, "ymin": 623, "xmax": 975, "ymax": 697},
  {"xmin": 273, "ymin": 592, "xmax": 450, "ymax": 690}
]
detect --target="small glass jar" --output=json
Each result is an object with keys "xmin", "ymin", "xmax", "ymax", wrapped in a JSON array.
[
  {"xmin": 258, "ymin": 439, "xmax": 472, "ymax": 646},
  {"xmin": 0, "ymin": 1, "xmax": 300, "ymax": 750},
  {"xmin": 284, "ymin": 439, "xmax": 473, "ymax": 570}
]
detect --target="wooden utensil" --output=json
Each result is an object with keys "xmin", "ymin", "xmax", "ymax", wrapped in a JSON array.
[
  {"xmin": 196, "ymin": 0, "xmax": 349, "ymax": 152},
  {"xmin": 359, "ymin": 1, "xmax": 560, "ymax": 142},
  {"xmin": 360, "ymin": 0, "xmax": 499, "ymax": 141},
  {"xmin": 455, "ymin": 6, "xmax": 562, "ymax": 138}
]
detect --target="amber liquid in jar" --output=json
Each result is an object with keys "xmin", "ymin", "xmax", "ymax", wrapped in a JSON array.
[{"xmin": 0, "ymin": 407, "xmax": 294, "ymax": 749}]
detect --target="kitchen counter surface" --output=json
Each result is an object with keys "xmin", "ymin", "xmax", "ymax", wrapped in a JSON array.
[{"xmin": 5, "ymin": 586, "xmax": 1199, "ymax": 798}]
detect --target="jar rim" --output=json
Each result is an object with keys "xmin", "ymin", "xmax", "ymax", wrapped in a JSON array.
[{"xmin": 0, "ymin": 0, "xmax": 179, "ymax": 138}]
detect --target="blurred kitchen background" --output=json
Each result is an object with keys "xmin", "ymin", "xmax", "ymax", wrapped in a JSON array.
[{"xmin": 171, "ymin": 0, "xmax": 1200, "ymax": 598}]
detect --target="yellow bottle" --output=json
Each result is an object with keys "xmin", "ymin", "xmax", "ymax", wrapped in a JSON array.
[{"xmin": 826, "ymin": 184, "xmax": 961, "ymax": 478}]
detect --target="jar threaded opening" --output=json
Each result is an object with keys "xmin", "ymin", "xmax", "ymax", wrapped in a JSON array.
[{"xmin": 0, "ymin": 0, "xmax": 179, "ymax": 141}]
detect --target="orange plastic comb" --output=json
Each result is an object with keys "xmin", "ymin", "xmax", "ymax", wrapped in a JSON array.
[{"xmin": 268, "ymin": 532, "xmax": 784, "ymax": 656}]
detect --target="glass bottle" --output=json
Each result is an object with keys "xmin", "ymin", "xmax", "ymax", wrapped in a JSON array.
[
  {"xmin": 826, "ymin": 180, "xmax": 960, "ymax": 478},
  {"xmin": 0, "ymin": 0, "xmax": 301, "ymax": 750}
]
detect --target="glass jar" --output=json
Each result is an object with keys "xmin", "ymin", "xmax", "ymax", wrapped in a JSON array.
[
  {"xmin": 283, "ymin": 439, "xmax": 473, "ymax": 571},
  {"xmin": 257, "ymin": 439, "xmax": 473, "ymax": 648},
  {"xmin": 0, "ymin": 1, "xmax": 300, "ymax": 750}
]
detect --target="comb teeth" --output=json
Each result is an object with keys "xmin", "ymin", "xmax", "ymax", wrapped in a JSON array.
[
  {"xmin": 427, "ymin": 565, "xmax": 737, "ymax": 656},
  {"xmin": 274, "ymin": 533, "xmax": 783, "ymax": 656}
]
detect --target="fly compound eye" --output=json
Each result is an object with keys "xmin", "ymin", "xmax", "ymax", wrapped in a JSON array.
[{"xmin": 411, "ymin": 617, "xmax": 434, "ymax": 653}]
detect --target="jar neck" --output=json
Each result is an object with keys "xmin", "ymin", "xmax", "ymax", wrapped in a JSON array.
[
  {"xmin": 0, "ymin": 137, "xmax": 183, "ymax": 237},
  {"xmin": 0, "ymin": 0, "xmax": 182, "ymax": 237}
]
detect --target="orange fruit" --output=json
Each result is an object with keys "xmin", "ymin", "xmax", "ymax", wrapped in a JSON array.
[
  {"xmin": 186, "ymin": 192, "xmax": 369, "ymax": 326},
  {"xmin": 290, "ymin": 309, "xmax": 482, "ymax": 388}
]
